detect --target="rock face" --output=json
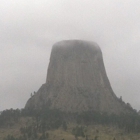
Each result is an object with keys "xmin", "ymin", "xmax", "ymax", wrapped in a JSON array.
[{"xmin": 25, "ymin": 40, "xmax": 131, "ymax": 114}]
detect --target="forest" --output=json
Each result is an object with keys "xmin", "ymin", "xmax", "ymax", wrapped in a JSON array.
[{"xmin": 0, "ymin": 107, "xmax": 140, "ymax": 140}]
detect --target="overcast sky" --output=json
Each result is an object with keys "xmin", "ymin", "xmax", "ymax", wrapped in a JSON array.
[{"xmin": 0, "ymin": 0, "xmax": 140, "ymax": 111}]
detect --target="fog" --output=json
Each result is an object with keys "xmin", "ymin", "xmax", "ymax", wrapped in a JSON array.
[{"xmin": 0, "ymin": 0, "xmax": 140, "ymax": 111}]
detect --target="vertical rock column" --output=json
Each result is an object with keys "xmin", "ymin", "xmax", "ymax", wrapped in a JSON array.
[{"xmin": 25, "ymin": 40, "xmax": 127, "ymax": 114}]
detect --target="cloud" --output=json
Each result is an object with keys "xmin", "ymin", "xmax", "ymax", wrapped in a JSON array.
[{"xmin": 0, "ymin": 0, "xmax": 140, "ymax": 110}]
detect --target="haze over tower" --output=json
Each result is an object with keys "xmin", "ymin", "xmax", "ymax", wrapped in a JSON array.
[{"xmin": 25, "ymin": 40, "xmax": 132, "ymax": 114}]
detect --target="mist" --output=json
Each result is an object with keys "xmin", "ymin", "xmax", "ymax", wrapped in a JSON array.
[{"xmin": 0, "ymin": 0, "xmax": 140, "ymax": 111}]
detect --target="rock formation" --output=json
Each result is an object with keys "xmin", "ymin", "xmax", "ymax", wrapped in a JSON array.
[{"xmin": 25, "ymin": 40, "xmax": 132, "ymax": 114}]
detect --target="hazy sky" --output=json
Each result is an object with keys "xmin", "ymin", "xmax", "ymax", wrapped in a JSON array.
[{"xmin": 0, "ymin": 0, "xmax": 140, "ymax": 111}]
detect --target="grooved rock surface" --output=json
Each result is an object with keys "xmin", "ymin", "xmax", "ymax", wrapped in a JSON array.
[{"xmin": 25, "ymin": 40, "xmax": 131, "ymax": 114}]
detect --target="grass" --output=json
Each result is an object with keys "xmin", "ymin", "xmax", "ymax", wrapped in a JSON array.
[{"xmin": 1, "ymin": 118, "xmax": 140, "ymax": 140}]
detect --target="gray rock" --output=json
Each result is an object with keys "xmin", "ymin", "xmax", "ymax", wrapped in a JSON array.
[{"xmin": 25, "ymin": 40, "xmax": 132, "ymax": 114}]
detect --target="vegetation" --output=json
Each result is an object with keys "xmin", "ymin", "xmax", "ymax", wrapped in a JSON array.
[{"xmin": 1, "ymin": 107, "xmax": 140, "ymax": 140}]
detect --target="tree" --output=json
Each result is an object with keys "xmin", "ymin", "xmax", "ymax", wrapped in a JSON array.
[
  {"xmin": 62, "ymin": 121, "xmax": 67, "ymax": 131},
  {"xmin": 94, "ymin": 136, "xmax": 98, "ymax": 140}
]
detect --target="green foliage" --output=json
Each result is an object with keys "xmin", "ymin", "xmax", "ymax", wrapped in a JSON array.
[
  {"xmin": 0, "ymin": 108, "xmax": 20, "ymax": 127},
  {"xmin": 72, "ymin": 126, "xmax": 85, "ymax": 138},
  {"xmin": 94, "ymin": 135, "xmax": 98, "ymax": 140},
  {"xmin": 62, "ymin": 121, "xmax": 67, "ymax": 131},
  {"xmin": 3, "ymin": 135, "xmax": 16, "ymax": 140},
  {"xmin": 2, "ymin": 107, "xmax": 140, "ymax": 139}
]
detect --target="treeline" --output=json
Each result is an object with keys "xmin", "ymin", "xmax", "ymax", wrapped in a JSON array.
[
  {"xmin": 1, "ymin": 107, "xmax": 140, "ymax": 140},
  {"xmin": 2, "ymin": 108, "xmax": 68, "ymax": 140},
  {"xmin": 0, "ymin": 109, "xmax": 21, "ymax": 127},
  {"xmin": 76, "ymin": 111, "xmax": 140, "ymax": 133}
]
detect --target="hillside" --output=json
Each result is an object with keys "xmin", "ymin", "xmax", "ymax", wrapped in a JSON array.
[
  {"xmin": 0, "ymin": 108, "xmax": 140, "ymax": 140},
  {"xmin": 1, "ymin": 40, "xmax": 139, "ymax": 140},
  {"xmin": 2, "ymin": 121, "xmax": 140, "ymax": 140}
]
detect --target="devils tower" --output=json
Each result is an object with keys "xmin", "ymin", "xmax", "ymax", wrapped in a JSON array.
[{"xmin": 25, "ymin": 40, "xmax": 131, "ymax": 114}]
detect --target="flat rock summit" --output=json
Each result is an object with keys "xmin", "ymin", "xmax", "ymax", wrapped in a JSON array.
[{"xmin": 25, "ymin": 40, "xmax": 132, "ymax": 114}]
